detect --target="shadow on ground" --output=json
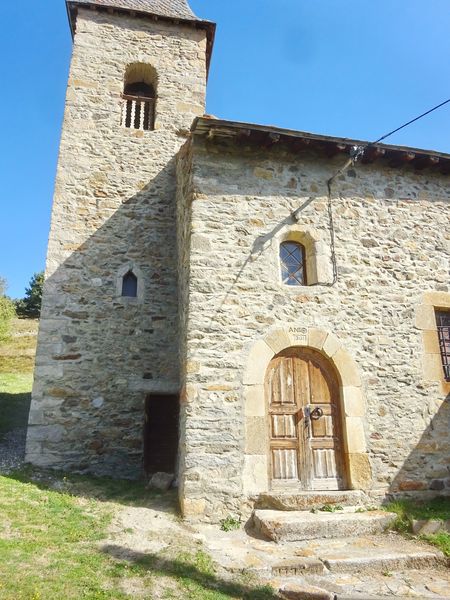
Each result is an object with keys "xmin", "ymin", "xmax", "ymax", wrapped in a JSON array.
[
  {"xmin": 4, "ymin": 466, "xmax": 178, "ymax": 513},
  {"xmin": 0, "ymin": 392, "xmax": 31, "ymax": 441},
  {"xmin": 102, "ymin": 544, "xmax": 278, "ymax": 599}
]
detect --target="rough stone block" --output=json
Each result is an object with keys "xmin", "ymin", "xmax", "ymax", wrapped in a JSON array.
[
  {"xmin": 280, "ymin": 583, "xmax": 333, "ymax": 600},
  {"xmin": 322, "ymin": 334, "xmax": 341, "ymax": 359},
  {"xmin": 147, "ymin": 472, "xmax": 174, "ymax": 491},
  {"xmin": 181, "ymin": 497, "xmax": 206, "ymax": 519},
  {"xmin": 243, "ymin": 455, "xmax": 268, "ymax": 495},
  {"xmin": 307, "ymin": 328, "xmax": 328, "ymax": 351},
  {"xmin": 264, "ymin": 329, "xmax": 291, "ymax": 354},
  {"xmin": 422, "ymin": 353, "xmax": 444, "ymax": 382},
  {"xmin": 423, "ymin": 291, "xmax": 450, "ymax": 307},
  {"xmin": 345, "ymin": 417, "xmax": 367, "ymax": 453},
  {"xmin": 243, "ymin": 340, "xmax": 274, "ymax": 385},
  {"xmin": 333, "ymin": 348, "xmax": 361, "ymax": 387},
  {"xmin": 347, "ymin": 453, "xmax": 372, "ymax": 490},
  {"xmin": 415, "ymin": 305, "xmax": 436, "ymax": 330},
  {"xmin": 245, "ymin": 417, "xmax": 267, "ymax": 454},
  {"xmin": 341, "ymin": 386, "xmax": 365, "ymax": 417},
  {"xmin": 244, "ymin": 385, "xmax": 265, "ymax": 417}
]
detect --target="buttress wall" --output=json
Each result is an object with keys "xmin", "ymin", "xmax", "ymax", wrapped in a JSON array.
[{"xmin": 26, "ymin": 9, "xmax": 207, "ymax": 478}]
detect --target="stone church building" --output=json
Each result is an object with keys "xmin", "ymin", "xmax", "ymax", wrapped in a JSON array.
[{"xmin": 26, "ymin": 0, "xmax": 450, "ymax": 521}]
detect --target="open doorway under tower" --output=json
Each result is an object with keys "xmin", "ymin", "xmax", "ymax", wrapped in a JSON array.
[{"xmin": 143, "ymin": 394, "xmax": 179, "ymax": 476}]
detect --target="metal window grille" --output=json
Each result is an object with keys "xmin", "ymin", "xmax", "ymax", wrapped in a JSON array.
[
  {"xmin": 280, "ymin": 242, "xmax": 307, "ymax": 286},
  {"xmin": 121, "ymin": 94, "xmax": 155, "ymax": 131},
  {"xmin": 436, "ymin": 311, "xmax": 450, "ymax": 381}
]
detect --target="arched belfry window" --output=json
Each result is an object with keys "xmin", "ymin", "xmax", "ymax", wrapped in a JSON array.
[
  {"xmin": 122, "ymin": 270, "xmax": 138, "ymax": 298},
  {"xmin": 280, "ymin": 241, "xmax": 307, "ymax": 286},
  {"xmin": 121, "ymin": 63, "xmax": 157, "ymax": 131}
]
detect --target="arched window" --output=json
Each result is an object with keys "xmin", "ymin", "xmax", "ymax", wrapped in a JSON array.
[
  {"xmin": 280, "ymin": 241, "xmax": 307, "ymax": 286},
  {"xmin": 121, "ymin": 64, "xmax": 157, "ymax": 131},
  {"xmin": 122, "ymin": 270, "xmax": 138, "ymax": 297}
]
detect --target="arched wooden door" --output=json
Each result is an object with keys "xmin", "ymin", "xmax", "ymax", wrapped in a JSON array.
[{"xmin": 265, "ymin": 348, "xmax": 347, "ymax": 490}]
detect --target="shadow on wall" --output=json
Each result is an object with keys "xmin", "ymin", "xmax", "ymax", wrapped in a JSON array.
[
  {"xmin": 28, "ymin": 159, "xmax": 180, "ymax": 479},
  {"xmin": 387, "ymin": 393, "xmax": 450, "ymax": 498}
]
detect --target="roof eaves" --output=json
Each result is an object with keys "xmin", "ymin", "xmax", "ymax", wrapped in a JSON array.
[{"xmin": 191, "ymin": 117, "xmax": 450, "ymax": 174}]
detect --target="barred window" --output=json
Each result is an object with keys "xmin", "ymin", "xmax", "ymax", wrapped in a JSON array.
[
  {"xmin": 280, "ymin": 241, "xmax": 307, "ymax": 286},
  {"xmin": 436, "ymin": 311, "xmax": 450, "ymax": 382}
]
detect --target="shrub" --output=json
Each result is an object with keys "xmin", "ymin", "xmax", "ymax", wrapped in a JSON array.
[
  {"xmin": 0, "ymin": 295, "xmax": 16, "ymax": 342},
  {"xmin": 15, "ymin": 272, "xmax": 44, "ymax": 319}
]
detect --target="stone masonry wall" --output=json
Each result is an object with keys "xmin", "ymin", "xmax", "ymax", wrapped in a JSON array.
[
  {"xmin": 179, "ymin": 136, "xmax": 450, "ymax": 520},
  {"xmin": 26, "ymin": 9, "xmax": 207, "ymax": 478}
]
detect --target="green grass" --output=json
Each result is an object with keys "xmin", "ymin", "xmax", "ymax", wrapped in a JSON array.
[
  {"xmin": 0, "ymin": 469, "xmax": 277, "ymax": 599},
  {"xmin": 0, "ymin": 472, "xmax": 124, "ymax": 600},
  {"xmin": 385, "ymin": 498, "xmax": 450, "ymax": 556}
]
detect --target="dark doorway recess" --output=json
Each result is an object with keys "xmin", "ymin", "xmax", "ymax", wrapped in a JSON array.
[{"xmin": 143, "ymin": 394, "xmax": 179, "ymax": 475}]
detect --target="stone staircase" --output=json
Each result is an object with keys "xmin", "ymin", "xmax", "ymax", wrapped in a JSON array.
[
  {"xmin": 247, "ymin": 500, "xmax": 449, "ymax": 599},
  {"xmin": 196, "ymin": 494, "xmax": 450, "ymax": 599}
]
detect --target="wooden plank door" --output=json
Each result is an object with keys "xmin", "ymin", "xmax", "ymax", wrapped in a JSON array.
[
  {"xmin": 307, "ymin": 356, "xmax": 346, "ymax": 490},
  {"xmin": 266, "ymin": 349, "xmax": 346, "ymax": 490},
  {"xmin": 266, "ymin": 356, "xmax": 304, "ymax": 483}
]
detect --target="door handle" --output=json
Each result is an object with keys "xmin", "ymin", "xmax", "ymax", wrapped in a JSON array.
[{"xmin": 310, "ymin": 407, "xmax": 323, "ymax": 420}]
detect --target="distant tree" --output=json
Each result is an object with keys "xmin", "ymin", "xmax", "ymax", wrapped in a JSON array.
[
  {"xmin": 15, "ymin": 272, "xmax": 45, "ymax": 319},
  {"xmin": 0, "ymin": 278, "xmax": 16, "ymax": 341}
]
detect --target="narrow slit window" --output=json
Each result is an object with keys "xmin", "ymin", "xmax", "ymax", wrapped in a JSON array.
[
  {"xmin": 436, "ymin": 311, "xmax": 450, "ymax": 381},
  {"xmin": 280, "ymin": 241, "xmax": 307, "ymax": 286},
  {"xmin": 122, "ymin": 271, "xmax": 138, "ymax": 298}
]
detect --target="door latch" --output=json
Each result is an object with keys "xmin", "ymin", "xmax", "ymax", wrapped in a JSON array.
[{"xmin": 310, "ymin": 407, "xmax": 324, "ymax": 420}]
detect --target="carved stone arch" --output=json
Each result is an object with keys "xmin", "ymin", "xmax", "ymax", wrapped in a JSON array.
[{"xmin": 242, "ymin": 327, "xmax": 372, "ymax": 496}]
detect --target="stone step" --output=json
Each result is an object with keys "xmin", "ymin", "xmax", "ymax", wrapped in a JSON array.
[
  {"xmin": 254, "ymin": 490, "xmax": 366, "ymax": 512},
  {"xmin": 253, "ymin": 508, "xmax": 397, "ymax": 542}
]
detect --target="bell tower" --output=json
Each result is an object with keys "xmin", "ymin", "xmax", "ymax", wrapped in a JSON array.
[{"xmin": 26, "ymin": 0, "xmax": 215, "ymax": 477}]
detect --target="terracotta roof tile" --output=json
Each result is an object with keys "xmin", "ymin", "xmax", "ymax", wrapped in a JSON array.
[{"xmin": 70, "ymin": 0, "xmax": 198, "ymax": 21}]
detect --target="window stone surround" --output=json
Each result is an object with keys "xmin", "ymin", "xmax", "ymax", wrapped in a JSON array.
[
  {"xmin": 116, "ymin": 263, "xmax": 145, "ymax": 303},
  {"xmin": 271, "ymin": 225, "xmax": 333, "ymax": 288},
  {"xmin": 416, "ymin": 291, "xmax": 450, "ymax": 394}
]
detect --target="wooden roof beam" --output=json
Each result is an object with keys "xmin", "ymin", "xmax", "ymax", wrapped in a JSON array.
[
  {"xmin": 413, "ymin": 155, "xmax": 440, "ymax": 170},
  {"xmin": 361, "ymin": 146, "xmax": 386, "ymax": 164},
  {"xmin": 388, "ymin": 152, "xmax": 415, "ymax": 168}
]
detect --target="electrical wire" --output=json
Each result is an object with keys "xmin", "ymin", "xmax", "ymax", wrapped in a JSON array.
[
  {"xmin": 325, "ymin": 96, "xmax": 450, "ymax": 285},
  {"xmin": 372, "ymin": 97, "xmax": 450, "ymax": 145}
]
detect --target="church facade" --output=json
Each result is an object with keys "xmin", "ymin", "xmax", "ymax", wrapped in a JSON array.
[{"xmin": 26, "ymin": 0, "xmax": 450, "ymax": 521}]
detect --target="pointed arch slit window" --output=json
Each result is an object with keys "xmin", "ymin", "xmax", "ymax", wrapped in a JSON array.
[
  {"xmin": 122, "ymin": 271, "xmax": 138, "ymax": 298},
  {"xmin": 280, "ymin": 241, "xmax": 307, "ymax": 286}
]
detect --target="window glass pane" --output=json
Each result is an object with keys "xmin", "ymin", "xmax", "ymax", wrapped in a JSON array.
[
  {"xmin": 280, "ymin": 242, "xmax": 306, "ymax": 286},
  {"xmin": 122, "ymin": 271, "xmax": 138, "ymax": 297}
]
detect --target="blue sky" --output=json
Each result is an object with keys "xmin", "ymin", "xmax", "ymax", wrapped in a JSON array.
[{"xmin": 1, "ymin": 0, "xmax": 449, "ymax": 298}]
